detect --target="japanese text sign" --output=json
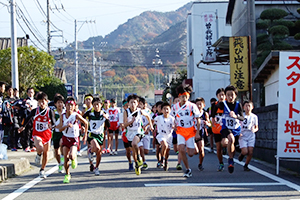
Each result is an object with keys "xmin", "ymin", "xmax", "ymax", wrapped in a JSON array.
[
  {"xmin": 278, "ymin": 52, "xmax": 300, "ymax": 158},
  {"xmin": 229, "ymin": 36, "xmax": 249, "ymax": 91},
  {"xmin": 202, "ymin": 12, "xmax": 216, "ymax": 62}
]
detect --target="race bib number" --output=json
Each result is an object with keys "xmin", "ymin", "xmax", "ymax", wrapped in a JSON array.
[
  {"xmin": 35, "ymin": 122, "xmax": 48, "ymax": 132},
  {"xmin": 225, "ymin": 117, "xmax": 240, "ymax": 129},
  {"xmin": 242, "ymin": 118, "xmax": 251, "ymax": 130}
]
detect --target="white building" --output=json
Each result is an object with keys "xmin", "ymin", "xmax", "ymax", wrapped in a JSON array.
[{"xmin": 187, "ymin": 0, "xmax": 232, "ymax": 104}]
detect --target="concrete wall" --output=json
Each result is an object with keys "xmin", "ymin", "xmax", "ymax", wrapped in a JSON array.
[
  {"xmin": 187, "ymin": 0, "xmax": 231, "ymax": 105},
  {"xmin": 264, "ymin": 66, "xmax": 279, "ymax": 106},
  {"xmin": 253, "ymin": 104, "xmax": 300, "ymax": 173}
]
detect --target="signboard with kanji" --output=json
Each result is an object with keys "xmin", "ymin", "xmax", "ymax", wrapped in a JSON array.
[
  {"xmin": 229, "ymin": 36, "xmax": 249, "ymax": 91},
  {"xmin": 278, "ymin": 52, "xmax": 300, "ymax": 158},
  {"xmin": 202, "ymin": 11, "xmax": 216, "ymax": 63}
]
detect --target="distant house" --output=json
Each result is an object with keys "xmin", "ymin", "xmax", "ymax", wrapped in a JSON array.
[
  {"xmin": 154, "ymin": 90, "xmax": 164, "ymax": 102},
  {"xmin": 0, "ymin": 37, "xmax": 28, "ymax": 50},
  {"xmin": 54, "ymin": 68, "xmax": 67, "ymax": 84}
]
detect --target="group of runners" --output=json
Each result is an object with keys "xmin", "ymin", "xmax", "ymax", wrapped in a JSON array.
[{"xmin": 18, "ymin": 84, "xmax": 258, "ymax": 183}]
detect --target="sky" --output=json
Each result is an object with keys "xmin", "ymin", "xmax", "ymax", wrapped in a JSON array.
[{"xmin": 0, "ymin": 0, "xmax": 192, "ymax": 52}]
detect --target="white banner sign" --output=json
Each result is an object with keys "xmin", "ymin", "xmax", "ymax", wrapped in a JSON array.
[
  {"xmin": 278, "ymin": 52, "xmax": 300, "ymax": 158},
  {"xmin": 202, "ymin": 12, "xmax": 216, "ymax": 62}
]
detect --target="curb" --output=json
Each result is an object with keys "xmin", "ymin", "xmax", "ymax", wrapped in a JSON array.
[{"xmin": 0, "ymin": 150, "xmax": 54, "ymax": 182}]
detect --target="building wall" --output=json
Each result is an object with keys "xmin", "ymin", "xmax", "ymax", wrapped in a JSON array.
[
  {"xmin": 253, "ymin": 104, "xmax": 300, "ymax": 173},
  {"xmin": 187, "ymin": 0, "xmax": 231, "ymax": 104},
  {"xmin": 264, "ymin": 65, "xmax": 279, "ymax": 106}
]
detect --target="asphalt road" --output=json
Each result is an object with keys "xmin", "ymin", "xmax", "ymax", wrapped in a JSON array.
[{"xmin": 1, "ymin": 139, "xmax": 300, "ymax": 200}]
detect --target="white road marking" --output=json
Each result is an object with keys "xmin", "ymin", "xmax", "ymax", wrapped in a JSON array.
[
  {"xmin": 2, "ymin": 146, "xmax": 88, "ymax": 200},
  {"xmin": 145, "ymin": 182, "xmax": 285, "ymax": 187}
]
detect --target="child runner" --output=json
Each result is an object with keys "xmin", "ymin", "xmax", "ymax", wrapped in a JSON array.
[
  {"xmin": 102, "ymin": 99, "xmax": 110, "ymax": 154},
  {"xmin": 107, "ymin": 98, "xmax": 120, "ymax": 155},
  {"xmin": 152, "ymin": 101, "xmax": 164, "ymax": 168},
  {"xmin": 82, "ymin": 94, "xmax": 95, "ymax": 172},
  {"xmin": 151, "ymin": 104, "xmax": 157, "ymax": 153},
  {"xmin": 212, "ymin": 85, "xmax": 244, "ymax": 174},
  {"xmin": 123, "ymin": 94, "xmax": 153, "ymax": 175},
  {"xmin": 137, "ymin": 97, "xmax": 151, "ymax": 170},
  {"xmin": 155, "ymin": 102, "xmax": 175, "ymax": 171},
  {"xmin": 171, "ymin": 85, "xmax": 202, "ymax": 178},
  {"xmin": 53, "ymin": 94, "xmax": 65, "ymax": 173},
  {"xmin": 18, "ymin": 92, "xmax": 56, "ymax": 178},
  {"xmin": 211, "ymin": 88, "xmax": 226, "ymax": 171},
  {"xmin": 171, "ymin": 97, "xmax": 182, "ymax": 170},
  {"xmin": 58, "ymin": 97, "xmax": 88, "ymax": 183},
  {"xmin": 121, "ymin": 99, "xmax": 134, "ymax": 170},
  {"xmin": 206, "ymin": 97, "xmax": 217, "ymax": 153},
  {"xmin": 238, "ymin": 100, "xmax": 258, "ymax": 171},
  {"xmin": 195, "ymin": 97, "xmax": 211, "ymax": 171},
  {"xmin": 83, "ymin": 97, "xmax": 110, "ymax": 175}
]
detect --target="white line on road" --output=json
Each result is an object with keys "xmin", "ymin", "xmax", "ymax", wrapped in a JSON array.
[
  {"xmin": 145, "ymin": 182, "xmax": 285, "ymax": 187},
  {"xmin": 2, "ymin": 146, "xmax": 88, "ymax": 200}
]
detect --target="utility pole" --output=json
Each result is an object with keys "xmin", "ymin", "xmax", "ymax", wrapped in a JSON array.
[
  {"xmin": 92, "ymin": 43, "xmax": 96, "ymax": 94},
  {"xmin": 11, "ymin": 0, "xmax": 18, "ymax": 90},
  {"xmin": 99, "ymin": 58, "xmax": 102, "ymax": 89},
  {"xmin": 74, "ymin": 19, "xmax": 95, "ymax": 101},
  {"xmin": 47, "ymin": 0, "xmax": 51, "ymax": 54},
  {"xmin": 153, "ymin": 49, "xmax": 162, "ymax": 90}
]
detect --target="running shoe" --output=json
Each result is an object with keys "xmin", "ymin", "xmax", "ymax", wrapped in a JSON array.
[
  {"xmin": 24, "ymin": 147, "xmax": 31, "ymax": 152},
  {"xmin": 137, "ymin": 158, "xmax": 143, "ymax": 167},
  {"xmin": 142, "ymin": 162, "xmax": 149, "ymax": 170},
  {"xmin": 106, "ymin": 148, "xmax": 111, "ymax": 154},
  {"xmin": 77, "ymin": 151, "xmax": 82, "ymax": 157},
  {"xmin": 152, "ymin": 149, "xmax": 156, "ymax": 153},
  {"xmin": 244, "ymin": 165, "xmax": 250, "ymax": 171},
  {"xmin": 176, "ymin": 151, "xmax": 179, "ymax": 155},
  {"xmin": 31, "ymin": 147, "xmax": 36, "ymax": 152},
  {"xmin": 71, "ymin": 157, "xmax": 78, "ymax": 169},
  {"xmin": 63, "ymin": 174, "xmax": 71, "ymax": 183},
  {"xmin": 11, "ymin": 148, "xmax": 17, "ymax": 151},
  {"xmin": 217, "ymin": 163, "xmax": 224, "ymax": 171},
  {"xmin": 198, "ymin": 164, "xmax": 204, "ymax": 171},
  {"xmin": 60, "ymin": 156, "xmax": 64, "ymax": 165},
  {"xmin": 58, "ymin": 164, "xmax": 63, "ymax": 173},
  {"xmin": 39, "ymin": 170, "xmax": 46, "ymax": 178},
  {"xmin": 102, "ymin": 148, "xmax": 106, "ymax": 154},
  {"xmin": 135, "ymin": 165, "xmax": 141, "ymax": 175},
  {"xmin": 238, "ymin": 154, "xmax": 245, "ymax": 162},
  {"xmin": 110, "ymin": 150, "xmax": 113, "ymax": 155},
  {"xmin": 176, "ymin": 163, "xmax": 182, "ymax": 170},
  {"xmin": 156, "ymin": 162, "xmax": 162, "ymax": 168},
  {"xmin": 228, "ymin": 159, "xmax": 234, "ymax": 173},
  {"xmin": 129, "ymin": 163, "xmax": 134, "ymax": 171},
  {"xmin": 95, "ymin": 168, "xmax": 100, "ymax": 176},
  {"xmin": 90, "ymin": 164, "xmax": 95, "ymax": 172},
  {"xmin": 35, "ymin": 154, "xmax": 41, "ymax": 165},
  {"xmin": 183, "ymin": 168, "xmax": 192, "ymax": 178},
  {"xmin": 208, "ymin": 148, "xmax": 213, "ymax": 153},
  {"xmin": 114, "ymin": 151, "xmax": 118, "ymax": 155}
]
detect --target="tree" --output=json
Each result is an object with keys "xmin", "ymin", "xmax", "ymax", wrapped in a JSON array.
[
  {"xmin": 255, "ymin": 8, "xmax": 293, "ymax": 67},
  {"xmin": 37, "ymin": 76, "xmax": 68, "ymax": 100},
  {"xmin": 162, "ymin": 68, "xmax": 187, "ymax": 100},
  {"xmin": 0, "ymin": 46, "xmax": 56, "ymax": 95}
]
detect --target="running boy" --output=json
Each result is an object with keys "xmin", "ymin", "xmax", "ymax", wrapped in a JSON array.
[
  {"xmin": 53, "ymin": 94, "xmax": 65, "ymax": 173},
  {"xmin": 171, "ymin": 85, "xmax": 202, "ymax": 178},
  {"xmin": 238, "ymin": 100, "xmax": 258, "ymax": 171},
  {"xmin": 211, "ymin": 88, "xmax": 226, "ymax": 171},
  {"xmin": 195, "ymin": 97, "xmax": 211, "ymax": 171},
  {"xmin": 123, "ymin": 94, "xmax": 153, "ymax": 175},
  {"xmin": 83, "ymin": 97, "xmax": 110, "ymax": 175},
  {"xmin": 155, "ymin": 102, "xmax": 175, "ymax": 171},
  {"xmin": 107, "ymin": 98, "xmax": 120, "ymax": 155},
  {"xmin": 58, "ymin": 97, "xmax": 88, "ymax": 183},
  {"xmin": 212, "ymin": 85, "xmax": 244, "ymax": 174},
  {"xmin": 18, "ymin": 92, "xmax": 56, "ymax": 178}
]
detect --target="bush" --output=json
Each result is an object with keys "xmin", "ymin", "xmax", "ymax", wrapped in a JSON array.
[
  {"xmin": 37, "ymin": 77, "xmax": 68, "ymax": 100},
  {"xmin": 295, "ymin": 20, "xmax": 300, "ymax": 28},
  {"xmin": 269, "ymin": 25, "xmax": 289, "ymax": 36},
  {"xmin": 294, "ymin": 33, "xmax": 300, "ymax": 40},
  {"xmin": 273, "ymin": 19, "xmax": 295, "ymax": 28},
  {"xmin": 256, "ymin": 19, "xmax": 270, "ymax": 29},
  {"xmin": 272, "ymin": 42, "xmax": 293, "ymax": 50},
  {"xmin": 257, "ymin": 41, "xmax": 272, "ymax": 51},
  {"xmin": 257, "ymin": 33, "xmax": 269, "ymax": 44},
  {"xmin": 260, "ymin": 8, "xmax": 288, "ymax": 20}
]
